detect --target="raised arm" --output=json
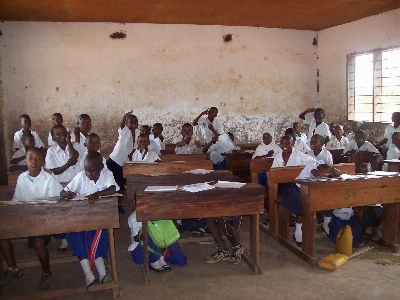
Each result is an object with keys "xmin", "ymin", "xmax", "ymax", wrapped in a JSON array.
[
  {"xmin": 120, "ymin": 111, "xmax": 132, "ymax": 129},
  {"xmin": 193, "ymin": 109, "xmax": 209, "ymax": 126},
  {"xmin": 299, "ymin": 108, "xmax": 316, "ymax": 120}
]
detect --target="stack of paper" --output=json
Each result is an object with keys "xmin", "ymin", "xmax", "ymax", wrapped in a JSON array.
[
  {"xmin": 183, "ymin": 169, "xmax": 214, "ymax": 174},
  {"xmin": 144, "ymin": 186, "xmax": 178, "ymax": 192},
  {"xmin": 180, "ymin": 183, "xmax": 215, "ymax": 193},
  {"xmin": 213, "ymin": 181, "xmax": 246, "ymax": 188},
  {"xmin": 28, "ymin": 196, "xmax": 63, "ymax": 204},
  {"xmin": 340, "ymin": 174, "xmax": 366, "ymax": 180},
  {"xmin": 0, "ymin": 201, "xmax": 24, "ymax": 206}
]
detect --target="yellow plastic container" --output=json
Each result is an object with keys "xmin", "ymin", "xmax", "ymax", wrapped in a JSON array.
[
  {"xmin": 318, "ymin": 253, "xmax": 349, "ymax": 271},
  {"xmin": 335, "ymin": 225, "xmax": 353, "ymax": 256}
]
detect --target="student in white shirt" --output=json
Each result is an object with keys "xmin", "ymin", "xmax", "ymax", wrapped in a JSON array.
[
  {"xmin": 79, "ymin": 133, "xmax": 107, "ymax": 170},
  {"xmin": 0, "ymin": 147, "xmax": 62, "ymax": 290},
  {"xmin": 71, "ymin": 114, "xmax": 92, "ymax": 154},
  {"xmin": 346, "ymin": 120, "xmax": 363, "ymax": 143},
  {"xmin": 175, "ymin": 123, "xmax": 202, "ymax": 154},
  {"xmin": 306, "ymin": 134, "xmax": 333, "ymax": 165},
  {"xmin": 48, "ymin": 113, "xmax": 69, "ymax": 147},
  {"xmin": 386, "ymin": 132, "xmax": 400, "ymax": 160},
  {"xmin": 343, "ymin": 130, "xmax": 379, "ymax": 154},
  {"xmin": 140, "ymin": 125, "xmax": 161, "ymax": 155},
  {"xmin": 10, "ymin": 132, "xmax": 35, "ymax": 166},
  {"xmin": 13, "ymin": 114, "xmax": 45, "ymax": 151},
  {"xmin": 193, "ymin": 107, "xmax": 224, "ymax": 143},
  {"xmin": 252, "ymin": 129, "xmax": 281, "ymax": 159},
  {"xmin": 293, "ymin": 122, "xmax": 308, "ymax": 144},
  {"xmin": 60, "ymin": 152, "xmax": 118, "ymax": 291},
  {"xmin": 327, "ymin": 124, "xmax": 349, "ymax": 149},
  {"xmin": 150, "ymin": 123, "xmax": 165, "ymax": 151},
  {"xmin": 203, "ymin": 132, "xmax": 240, "ymax": 170},
  {"xmin": 271, "ymin": 136, "xmax": 316, "ymax": 168},
  {"xmin": 375, "ymin": 112, "xmax": 400, "ymax": 149},
  {"xmin": 299, "ymin": 107, "xmax": 331, "ymax": 145},
  {"xmin": 131, "ymin": 134, "xmax": 161, "ymax": 163},
  {"xmin": 284, "ymin": 127, "xmax": 311, "ymax": 154}
]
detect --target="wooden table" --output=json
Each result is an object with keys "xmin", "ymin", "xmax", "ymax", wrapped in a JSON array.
[
  {"xmin": 385, "ymin": 160, "xmax": 400, "ymax": 172},
  {"xmin": 0, "ymin": 189, "xmax": 122, "ymax": 299},
  {"xmin": 160, "ymin": 153, "xmax": 209, "ymax": 162},
  {"xmin": 295, "ymin": 176, "xmax": 400, "ymax": 265},
  {"xmin": 223, "ymin": 152, "xmax": 253, "ymax": 181},
  {"xmin": 135, "ymin": 183, "xmax": 264, "ymax": 284}
]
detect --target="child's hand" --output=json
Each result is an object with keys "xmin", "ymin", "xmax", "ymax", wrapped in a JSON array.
[
  {"xmin": 67, "ymin": 155, "xmax": 78, "ymax": 166},
  {"xmin": 202, "ymin": 108, "xmax": 209, "ymax": 116},
  {"xmin": 74, "ymin": 127, "xmax": 80, "ymax": 137},
  {"xmin": 195, "ymin": 140, "xmax": 202, "ymax": 148},
  {"xmin": 61, "ymin": 190, "xmax": 76, "ymax": 199},
  {"xmin": 85, "ymin": 192, "xmax": 99, "ymax": 205},
  {"xmin": 211, "ymin": 136, "xmax": 218, "ymax": 143},
  {"xmin": 66, "ymin": 131, "xmax": 72, "ymax": 143},
  {"xmin": 159, "ymin": 135, "xmax": 164, "ymax": 142},
  {"xmin": 267, "ymin": 150, "xmax": 274, "ymax": 157}
]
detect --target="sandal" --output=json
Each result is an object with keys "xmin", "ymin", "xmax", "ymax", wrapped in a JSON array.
[
  {"xmin": 100, "ymin": 274, "xmax": 113, "ymax": 284},
  {"xmin": 149, "ymin": 265, "xmax": 168, "ymax": 273},
  {"xmin": 86, "ymin": 279, "xmax": 95, "ymax": 291}
]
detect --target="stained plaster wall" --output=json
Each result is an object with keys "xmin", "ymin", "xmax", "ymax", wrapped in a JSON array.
[
  {"xmin": 318, "ymin": 8, "xmax": 400, "ymax": 143},
  {"xmin": 0, "ymin": 22, "xmax": 317, "ymax": 160}
]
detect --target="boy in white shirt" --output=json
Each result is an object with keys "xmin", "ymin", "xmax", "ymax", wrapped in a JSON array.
[
  {"xmin": 0, "ymin": 147, "xmax": 62, "ymax": 290},
  {"xmin": 386, "ymin": 132, "xmax": 400, "ymax": 160},
  {"xmin": 375, "ymin": 112, "xmax": 400, "ymax": 149},
  {"xmin": 299, "ymin": 107, "xmax": 331, "ymax": 145},
  {"xmin": 131, "ymin": 134, "xmax": 161, "ymax": 163},
  {"xmin": 10, "ymin": 132, "xmax": 35, "ymax": 166},
  {"xmin": 343, "ymin": 130, "xmax": 379, "ymax": 155},
  {"xmin": 306, "ymin": 134, "xmax": 333, "ymax": 164},
  {"xmin": 79, "ymin": 133, "xmax": 107, "ymax": 170},
  {"xmin": 293, "ymin": 122, "xmax": 308, "ymax": 144},
  {"xmin": 150, "ymin": 123, "xmax": 165, "ymax": 151},
  {"xmin": 203, "ymin": 132, "xmax": 240, "ymax": 170},
  {"xmin": 140, "ymin": 125, "xmax": 161, "ymax": 155},
  {"xmin": 346, "ymin": 121, "xmax": 363, "ymax": 143},
  {"xmin": 175, "ymin": 123, "xmax": 202, "ymax": 154},
  {"xmin": 327, "ymin": 124, "xmax": 349, "ymax": 149},
  {"xmin": 284, "ymin": 128, "xmax": 311, "ymax": 154},
  {"xmin": 193, "ymin": 107, "xmax": 224, "ymax": 143},
  {"xmin": 60, "ymin": 152, "xmax": 118, "ymax": 291},
  {"xmin": 71, "ymin": 114, "xmax": 92, "ymax": 154},
  {"xmin": 48, "ymin": 113, "xmax": 69, "ymax": 147},
  {"xmin": 13, "ymin": 114, "xmax": 45, "ymax": 151}
]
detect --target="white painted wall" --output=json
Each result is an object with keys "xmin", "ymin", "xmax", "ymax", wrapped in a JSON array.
[{"xmin": 0, "ymin": 22, "xmax": 317, "ymax": 158}]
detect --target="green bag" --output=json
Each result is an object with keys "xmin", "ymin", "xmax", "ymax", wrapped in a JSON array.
[{"xmin": 147, "ymin": 220, "xmax": 180, "ymax": 248}]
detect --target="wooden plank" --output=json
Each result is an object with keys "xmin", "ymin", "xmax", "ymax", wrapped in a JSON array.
[
  {"xmin": 8, "ymin": 165, "xmax": 28, "ymax": 173},
  {"xmin": 385, "ymin": 160, "xmax": 400, "ymax": 172},
  {"xmin": 123, "ymin": 160, "xmax": 213, "ymax": 176},
  {"xmin": 348, "ymin": 152, "xmax": 375, "ymax": 171},
  {"xmin": 223, "ymin": 152, "xmax": 253, "ymax": 181},
  {"xmin": 160, "ymin": 153, "xmax": 209, "ymax": 162},
  {"xmin": 7, "ymin": 172, "xmax": 22, "ymax": 186}
]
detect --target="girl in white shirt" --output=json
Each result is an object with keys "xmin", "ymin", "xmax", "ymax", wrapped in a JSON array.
[
  {"xmin": 327, "ymin": 124, "xmax": 349, "ymax": 149},
  {"xmin": 307, "ymin": 134, "xmax": 333, "ymax": 164},
  {"xmin": 131, "ymin": 134, "xmax": 161, "ymax": 163}
]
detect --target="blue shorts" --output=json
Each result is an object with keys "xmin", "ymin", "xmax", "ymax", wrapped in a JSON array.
[{"xmin": 328, "ymin": 215, "xmax": 361, "ymax": 247}]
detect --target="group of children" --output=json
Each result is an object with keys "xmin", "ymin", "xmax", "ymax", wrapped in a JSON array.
[{"xmin": 2, "ymin": 107, "xmax": 400, "ymax": 290}]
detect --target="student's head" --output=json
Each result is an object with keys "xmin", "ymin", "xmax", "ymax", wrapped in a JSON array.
[
  {"xmin": 356, "ymin": 163, "xmax": 369, "ymax": 175},
  {"xmin": 313, "ymin": 164, "xmax": 333, "ymax": 178},
  {"xmin": 351, "ymin": 120, "xmax": 363, "ymax": 132},
  {"xmin": 370, "ymin": 154, "xmax": 384, "ymax": 171},
  {"xmin": 334, "ymin": 124, "xmax": 344, "ymax": 138},
  {"xmin": 329, "ymin": 123, "xmax": 337, "ymax": 135},
  {"xmin": 52, "ymin": 113, "xmax": 63, "ymax": 126},
  {"xmin": 391, "ymin": 112, "xmax": 400, "ymax": 124},
  {"xmin": 85, "ymin": 133, "xmax": 101, "ymax": 152},
  {"xmin": 354, "ymin": 130, "xmax": 367, "ymax": 148},
  {"xmin": 279, "ymin": 135, "xmax": 294, "ymax": 153},
  {"xmin": 227, "ymin": 132, "xmax": 235, "ymax": 142},
  {"xmin": 137, "ymin": 134, "xmax": 150, "ymax": 151},
  {"xmin": 77, "ymin": 114, "xmax": 92, "ymax": 134},
  {"xmin": 84, "ymin": 152, "xmax": 104, "ymax": 181},
  {"xmin": 19, "ymin": 114, "xmax": 31, "ymax": 131},
  {"xmin": 152, "ymin": 123, "xmax": 163, "ymax": 137},
  {"xmin": 262, "ymin": 130, "xmax": 274, "ymax": 145},
  {"xmin": 208, "ymin": 107, "xmax": 218, "ymax": 121},
  {"xmin": 181, "ymin": 123, "xmax": 193, "ymax": 138},
  {"xmin": 284, "ymin": 128, "xmax": 296, "ymax": 142},
  {"xmin": 314, "ymin": 108, "xmax": 325, "ymax": 123},
  {"xmin": 140, "ymin": 125, "xmax": 151, "ymax": 136},
  {"xmin": 51, "ymin": 124, "xmax": 68, "ymax": 145},
  {"xmin": 21, "ymin": 133, "xmax": 35, "ymax": 149},
  {"xmin": 292, "ymin": 122, "xmax": 301, "ymax": 134},
  {"xmin": 126, "ymin": 115, "xmax": 138, "ymax": 130},
  {"xmin": 392, "ymin": 132, "xmax": 400, "ymax": 148},
  {"xmin": 24, "ymin": 147, "xmax": 44, "ymax": 176},
  {"xmin": 310, "ymin": 134, "xmax": 324, "ymax": 151}
]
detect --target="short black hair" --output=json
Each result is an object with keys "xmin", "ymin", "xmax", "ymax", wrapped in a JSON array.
[
  {"xmin": 182, "ymin": 123, "xmax": 193, "ymax": 129},
  {"xmin": 19, "ymin": 114, "xmax": 30, "ymax": 122},
  {"xmin": 284, "ymin": 128, "xmax": 295, "ymax": 136},
  {"xmin": 312, "ymin": 134, "xmax": 325, "ymax": 144},
  {"xmin": 370, "ymin": 154, "xmax": 384, "ymax": 164},
  {"xmin": 153, "ymin": 123, "xmax": 163, "ymax": 130},
  {"xmin": 227, "ymin": 132, "xmax": 234, "ymax": 140},
  {"xmin": 315, "ymin": 108, "xmax": 325, "ymax": 116},
  {"xmin": 138, "ymin": 133, "xmax": 150, "ymax": 140},
  {"xmin": 50, "ymin": 124, "xmax": 67, "ymax": 137},
  {"xmin": 85, "ymin": 151, "xmax": 103, "ymax": 167},
  {"xmin": 85, "ymin": 132, "xmax": 100, "ymax": 144},
  {"xmin": 77, "ymin": 114, "xmax": 91, "ymax": 125},
  {"xmin": 355, "ymin": 129, "xmax": 367, "ymax": 138},
  {"xmin": 210, "ymin": 107, "xmax": 218, "ymax": 113}
]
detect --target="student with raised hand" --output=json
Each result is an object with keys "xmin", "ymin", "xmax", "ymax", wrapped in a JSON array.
[
  {"xmin": 193, "ymin": 107, "xmax": 224, "ymax": 143},
  {"xmin": 71, "ymin": 114, "xmax": 92, "ymax": 153},
  {"xmin": 299, "ymin": 107, "xmax": 331, "ymax": 145},
  {"xmin": 13, "ymin": 114, "xmax": 45, "ymax": 151},
  {"xmin": 175, "ymin": 123, "xmax": 202, "ymax": 154}
]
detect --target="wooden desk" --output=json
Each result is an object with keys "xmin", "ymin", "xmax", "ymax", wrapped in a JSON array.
[
  {"xmin": 135, "ymin": 183, "xmax": 264, "ymax": 284},
  {"xmin": 346, "ymin": 152, "xmax": 375, "ymax": 171},
  {"xmin": 0, "ymin": 191, "xmax": 122, "ymax": 299},
  {"xmin": 250, "ymin": 158, "xmax": 274, "ymax": 183},
  {"xmin": 160, "ymin": 153, "xmax": 209, "ymax": 162},
  {"xmin": 385, "ymin": 160, "xmax": 400, "ymax": 172},
  {"xmin": 327, "ymin": 148, "xmax": 348, "ymax": 164},
  {"xmin": 236, "ymin": 143, "xmax": 259, "ymax": 151},
  {"xmin": 296, "ymin": 176, "xmax": 400, "ymax": 264},
  {"xmin": 223, "ymin": 152, "xmax": 253, "ymax": 181}
]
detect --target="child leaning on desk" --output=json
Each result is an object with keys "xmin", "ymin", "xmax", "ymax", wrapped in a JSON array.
[
  {"xmin": 60, "ymin": 152, "xmax": 118, "ymax": 291},
  {"xmin": 175, "ymin": 123, "xmax": 202, "ymax": 154},
  {"xmin": 0, "ymin": 147, "xmax": 63, "ymax": 291}
]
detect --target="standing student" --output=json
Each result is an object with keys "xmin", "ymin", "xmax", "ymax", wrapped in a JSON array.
[
  {"xmin": 193, "ymin": 107, "xmax": 224, "ymax": 143},
  {"xmin": 131, "ymin": 134, "xmax": 161, "ymax": 163},
  {"xmin": 175, "ymin": 123, "xmax": 202, "ymax": 154},
  {"xmin": 13, "ymin": 114, "xmax": 45, "ymax": 151},
  {"xmin": 346, "ymin": 121, "xmax": 363, "ymax": 143},
  {"xmin": 387, "ymin": 132, "xmax": 400, "ymax": 160},
  {"xmin": 10, "ymin": 132, "xmax": 35, "ymax": 165},
  {"xmin": 48, "ymin": 113, "xmax": 69, "ymax": 147},
  {"xmin": 299, "ymin": 107, "xmax": 331, "ymax": 145},
  {"xmin": 61, "ymin": 152, "xmax": 117, "ymax": 291},
  {"xmin": 306, "ymin": 134, "xmax": 333, "ymax": 164},
  {"xmin": 0, "ymin": 147, "xmax": 62, "ymax": 290},
  {"xmin": 71, "ymin": 114, "xmax": 92, "ymax": 154},
  {"xmin": 326, "ymin": 124, "xmax": 349, "ymax": 149},
  {"xmin": 343, "ymin": 130, "xmax": 379, "ymax": 155},
  {"xmin": 106, "ymin": 112, "xmax": 139, "ymax": 214},
  {"xmin": 293, "ymin": 121, "xmax": 308, "ymax": 144},
  {"xmin": 375, "ymin": 112, "xmax": 400, "ymax": 150},
  {"xmin": 150, "ymin": 123, "xmax": 165, "ymax": 151}
]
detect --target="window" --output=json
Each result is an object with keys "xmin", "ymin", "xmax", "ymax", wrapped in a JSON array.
[{"xmin": 347, "ymin": 47, "xmax": 400, "ymax": 122}]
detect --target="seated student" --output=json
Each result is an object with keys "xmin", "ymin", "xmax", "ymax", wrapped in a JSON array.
[
  {"xmin": 10, "ymin": 132, "xmax": 35, "ymax": 165},
  {"xmin": 13, "ymin": 114, "xmax": 45, "ymax": 151},
  {"xmin": 203, "ymin": 132, "xmax": 240, "ymax": 170},
  {"xmin": 60, "ymin": 152, "xmax": 117, "ymax": 290},
  {"xmin": 284, "ymin": 127, "xmax": 310, "ymax": 154},
  {"xmin": 48, "ymin": 113, "xmax": 69, "ymax": 147},
  {"xmin": 368, "ymin": 154, "xmax": 388, "ymax": 172},
  {"xmin": 140, "ymin": 125, "xmax": 161, "ymax": 155},
  {"xmin": 343, "ymin": 130, "xmax": 379, "ymax": 155},
  {"xmin": 131, "ymin": 134, "xmax": 161, "ymax": 163},
  {"xmin": 375, "ymin": 112, "xmax": 400, "ymax": 150},
  {"xmin": 346, "ymin": 120, "xmax": 363, "ymax": 143},
  {"xmin": 329, "ymin": 122, "xmax": 337, "ymax": 136},
  {"xmin": 71, "ymin": 114, "xmax": 92, "ymax": 154},
  {"xmin": 0, "ymin": 147, "xmax": 63, "ymax": 290},
  {"xmin": 80, "ymin": 133, "xmax": 107, "ymax": 170},
  {"xmin": 128, "ymin": 211, "xmax": 187, "ymax": 272},
  {"xmin": 293, "ymin": 121, "xmax": 308, "ymax": 144},
  {"xmin": 45, "ymin": 125, "xmax": 81, "ymax": 183},
  {"xmin": 386, "ymin": 132, "xmax": 400, "ymax": 160},
  {"xmin": 299, "ymin": 107, "xmax": 331, "ymax": 145},
  {"xmin": 306, "ymin": 134, "xmax": 333, "ymax": 164},
  {"xmin": 106, "ymin": 112, "xmax": 139, "ymax": 214},
  {"xmin": 326, "ymin": 124, "xmax": 349, "ymax": 149},
  {"xmin": 150, "ymin": 123, "xmax": 165, "ymax": 151},
  {"xmin": 193, "ymin": 107, "xmax": 224, "ymax": 143},
  {"xmin": 175, "ymin": 123, "xmax": 202, "ymax": 154}
]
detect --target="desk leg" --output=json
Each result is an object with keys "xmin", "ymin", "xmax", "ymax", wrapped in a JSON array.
[
  {"xmin": 380, "ymin": 203, "xmax": 400, "ymax": 252},
  {"xmin": 108, "ymin": 229, "xmax": 122, "ymax": 298},
  {"xmin": 242, "ymin": 214, "xmax": 262, "ymax": 275},
  {"xmin": 268, "ymin": 183, "xmax": 278, "ymax": 237},
  {"xmin": 142, "ymin": 222, "xmax": 151, "ymax": 285},
  {"xmin": 300, "ymin": 185, "xmax": 317, "ymax": 265}
]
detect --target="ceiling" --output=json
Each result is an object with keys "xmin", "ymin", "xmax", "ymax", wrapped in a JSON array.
[{"xmin": 0, "ymin": 0, "xmax": 399, "ymax": 31}]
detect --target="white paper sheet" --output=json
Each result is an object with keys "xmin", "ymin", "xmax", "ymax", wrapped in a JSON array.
[
  {"xmin": 213, "ymin": 181, "xmax": 246, "ymax": 188},
  {"xmin": 217, "ymin": 133, "xmax": 237, "ymax": 153},
  {"xmin": 183, "ymin": 169, "xmax": 214, "ymax": 174},
  {"xmin": 367, "ymin": 171, "xmax": 399, "ymax": 176},
  {"xmin": 180, "ymin": 183, "xmax": 215, "ymax": 193},
  {"xmin": 144, "ymin": 186, "xmax": 178, "ymax": 192}
]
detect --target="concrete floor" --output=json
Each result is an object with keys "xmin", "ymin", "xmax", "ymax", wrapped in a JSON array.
[{"xmin": 2, "ymin": 211, "xmax": 400, "ymax": 300}]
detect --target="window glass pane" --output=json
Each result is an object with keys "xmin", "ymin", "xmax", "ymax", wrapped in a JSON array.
[
  {"xmin": 354, "ymin": 54, "xmax": 373, "ymax": 121},
  {"xmin": 381, "ymin": 49, "xmax": 400, "ymax": 122}
]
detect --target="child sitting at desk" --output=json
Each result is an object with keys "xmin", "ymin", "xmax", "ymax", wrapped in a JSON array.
[
  {"xmin": 193, "ymin": 107, "xmax": 224, "ymax": 143},
  {"xmin": 284, "ymin": 127, "xmax": 310, "ymax": 154},
  {"xmin": 0, "ymin": 147, "xmax": 63, "ymax": 290},
  {"xmin": 346, "ymin": 121, "xmax": 363, "ymax": 143},
  {"xmin": 386, "ymin": 132, "xmax": 400, "ymax": 160},
  {"xmin": 293, "ymin": 121, "xmax": 308, "ymax": 144},
  {"xmin": 48, "ymin": 113, "xmax": 69, "ymax": 147},
  {"xmin": 299, "ymin": 107, "xmax": 331, "ymax": 145},
  {"xmin": 150, "ymin": 123, "xmax": 165, "ymax": 151},
  {"xmin": 306, "ymin": 134, "xmax": 333, "ymax": 164},
  {"xmin": 343, "ymin": 130, "xmax": 379, "ymax": 155},
  {"xmin": 80, "ymin": 133, "xmax": 107, "ymax": 170},
  {"xmin": 71, "ymin": 114, "xmax": 92, "ymax": 154},
  {"xmin": 140, "ymin": 125, "xmax": 161, "ymax": 155},
  {"xmin": 175, "ymin": 123, "xmax": 202, "ymax": 154},
  {"xmin": 203, "ymin": 132, "xmax": 239, "ymax": 170},
  {"xmin": 131, "ymin": 134, "xmax": 161, "ymax": 163},
  {"xmin": 60, "ymin": 152, "xmax": 117, "ymax": 291},
  {"xmin": 10, "ymin": 132, "xmax": 35, "ymax": 165},
  {"xmin": 326, "ymin": 124, "xmax": 349, "ymax": 149},
  {"xmin": 13, "ymin": 114, "xmax": 45, "ymax": 151}
]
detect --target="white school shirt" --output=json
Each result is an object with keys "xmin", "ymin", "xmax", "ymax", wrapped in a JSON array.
[
  {"xmin": 271, "ymin": 149, "xmax": 317, "ymax": 168},
  {"xmin": 326, "ymin": 136, "xmax": 349, "ymax": 149},
  {"xmin": 48, "ymin": 127, "xmax": 69, "ymax": 147},
  {"xmin": 13, "ymin": 167, "xmax": 63, "ymax": 202},
  {"xmin": 207, "ymin": 143, "xmax": 240, "ymax": 165},
  {"xmin": 346, "ymin": 132, "xmax": 355, "ymax": 143},
  {"xmin": 64, "ymin": 168, "xmax": 119, "ymax": 197},
  {"xmin": 386, "ymin": 144, "xmax": 400, "ymax": 160},
  {"xmin": 252, "ymin": 142, "xmax": 282, "ymax": 159},
  {"xmin": 80, "ymin": 150, "xmax": 108, "ymax": 170},
  {"xmin": 148, "ymin": 140, "xmax": 161, "ymax": 155},
  {"xmin": 384, "ymin": 124, "xmax": 400, "ymax": 146},
  {"xmin": 197, "ymin": 118, "xmax": 224, "ymax": 143},
  {"xmin": 333, "ymin": 208, "xmax": 354, "ymax": 221},
  {"xmin": 128, "ymin": 211, "xmax": 142, "ymax": 251},
  {"xmin": 296, "ymin": 132, "xmax": 308, "ymax": 144},
  {"xmin": 306, "ymin": 148, "xmax": 333, "ymax": 165},
  {"xmin": 149, "ymin": 134, "xmax": 165, "ymax": 151},
  {"xmin": 175, "ymin": 136, "xmax": 200, "ymax": 154},
  {"xmin": 304, "ymin": 113, "xmax": 331, "ymax": 144},
  {"xmin": 13, "ymin": 129, "xmax": 45, "ymax": 151},
  {"xmin": 131, "ymin": 149, "xmax": 160, "ymax": 163},
  {"xmin": 293, "ymin": 139, "xmax": 311, "ymax": 154},
  {"xmin": 343, "ymin": 140, "xmax": 379, "ymax": 154},
  {"xmin": 70, "ymin": 131, "xmax": 88, "ymax": 154},
  {"xmin": 11, "ymin": 148, "xmax": 26, "ymax": 166},
  {"xmin": 367, "ymin": 163, "xmax": 388, "ymax": 172},
  {"xmin": 109, "ymin": 127, "xmax": 140, "ymax": 166},
  {"xmin": 45, "ymin": 142, "xmax": 82, "ymax": 183}
]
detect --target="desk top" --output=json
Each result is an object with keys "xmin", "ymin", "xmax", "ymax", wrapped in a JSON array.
[{"xmin": 123, "ymin": 160, "xmax": 213, "ymax": 176}]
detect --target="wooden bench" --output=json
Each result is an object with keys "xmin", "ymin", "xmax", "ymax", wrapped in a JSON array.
[{"xmin": 160, "ymin": 153, "xmax": 209, "ymax": 162}]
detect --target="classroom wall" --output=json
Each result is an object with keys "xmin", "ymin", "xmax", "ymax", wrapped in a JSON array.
[
  {"xmin": 0, "ymin": 22, "xmax": 317, "ymax": 159},
  {"xmin": 318, "ymin": 8, "xmax": 400, "ymax": 142}
]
